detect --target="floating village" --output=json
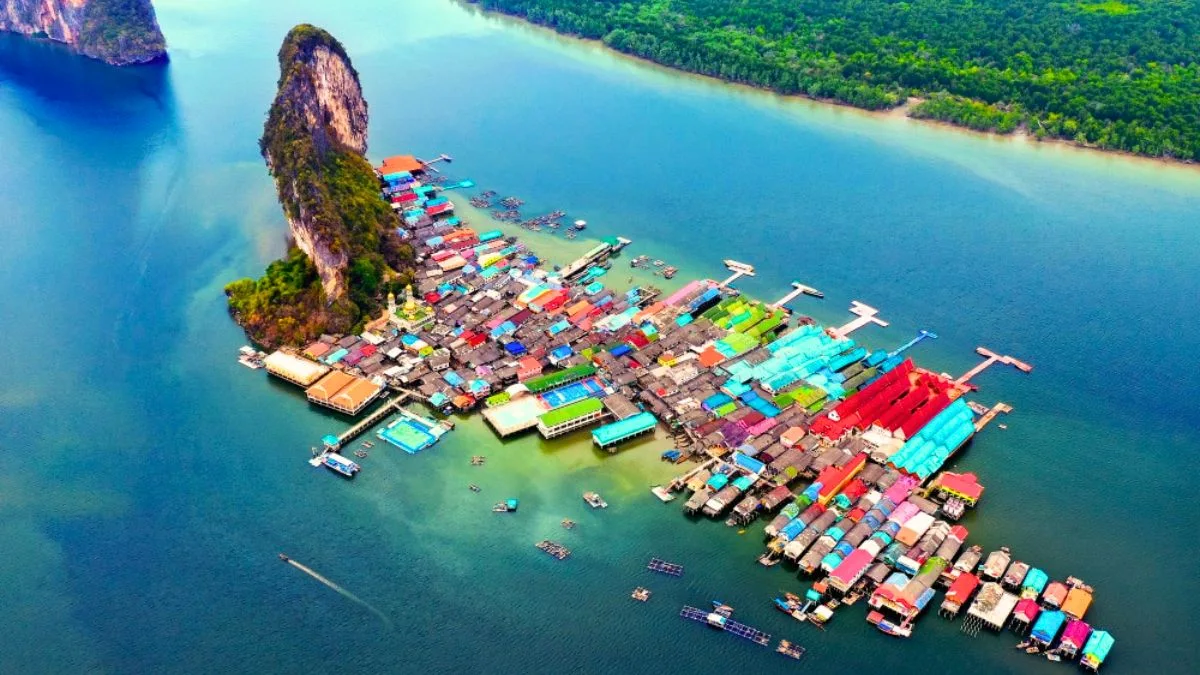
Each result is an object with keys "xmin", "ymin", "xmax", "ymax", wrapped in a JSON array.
[{"xmin": 241, "ymin": 153, "xmax": 1115, "ymax": 670}]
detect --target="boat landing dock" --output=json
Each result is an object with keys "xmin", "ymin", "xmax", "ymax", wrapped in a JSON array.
[{"xmin": 323, "ymin": 392, "xmax": 411, "ymax": 451}]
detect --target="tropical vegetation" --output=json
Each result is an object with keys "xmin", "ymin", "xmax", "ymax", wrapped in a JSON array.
[
  {"xmin": 76, "ymin": 0, "xmax": 167, "ymax": 64},
  {"xmin": 472, "ymin": 0, "xmax": 1200, "ymax": 160}
]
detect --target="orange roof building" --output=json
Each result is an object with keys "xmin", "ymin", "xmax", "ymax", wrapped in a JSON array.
[
  {"xmin": 306, "ymin": 371, "xmax": 383, "ymax": 415},
  {"xmin": 516, "ymin": 356, "xmax": 543, "ymax": 381},
  {"xmin": 379, "ymin": 155, "xmax": 424, "ymax": 175},
  {"xmin": 698, "ymin": 345, "xmax": 726, "ymax": 368}
]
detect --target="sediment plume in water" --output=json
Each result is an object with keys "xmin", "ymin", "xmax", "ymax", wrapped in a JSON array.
[{"xmin": 284, "ymin": 557, "xmax": 393, "ymax": 629}]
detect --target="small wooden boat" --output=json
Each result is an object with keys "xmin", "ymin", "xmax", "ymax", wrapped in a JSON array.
[
  {"xmin": 776, "ymin": 639, "xmax": 805, "ymax": 660},
  {"xmin": 711, "ymin": 601, "xmax": 734, "ymax": 617},
  {"xmin": 493, "ymin": 498, "xmax": 519, "ymax": 513},
  {"xmin": 561, "ymin": 518, "xmax": 575, "ymax": 529},
  {"xmin": 757, "ymin": 552, "xmax": 781, "ymax": 567},
  {"xmin": 469, "ymin": 484, "xmax": 481, "ymax": 493},
  {"xmin": 631, "ymin": 587, "xmax": 651, "ymax": 602}
]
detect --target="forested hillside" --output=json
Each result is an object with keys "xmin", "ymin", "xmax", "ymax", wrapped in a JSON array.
[{"xmin": 472, "ymin": 0, "xmax": 1200, "ymax": 161}]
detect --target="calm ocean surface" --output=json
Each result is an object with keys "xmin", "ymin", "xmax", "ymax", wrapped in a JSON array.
[{"xmin": 1, "ymin": 1, "xmax": 1197, "ymax": 672}]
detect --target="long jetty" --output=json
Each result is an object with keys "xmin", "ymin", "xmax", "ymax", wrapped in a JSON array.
[{"xmin": 324, "ymin": 393, "xmax": 410, "ymax": 451}]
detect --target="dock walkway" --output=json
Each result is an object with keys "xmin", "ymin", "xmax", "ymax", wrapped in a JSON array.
[{"xmin": 324, "ymin": 393, "xmax": 410, "ymax": 451}]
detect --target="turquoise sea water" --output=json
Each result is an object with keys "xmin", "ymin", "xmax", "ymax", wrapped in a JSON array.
[{"xmin": 1, "ymin": 0, "xmax": 1198, "ymax": 672}]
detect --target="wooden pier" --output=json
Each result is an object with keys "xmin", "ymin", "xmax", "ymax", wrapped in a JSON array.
[
  {"xmin": 648, "ymin": 558, "xmax": 684, "ymax": 577},
  {"xmin": 955, "ymin": 347, "xmax": 1033, "ymax": 387},
  {"xmin": 770, "ymin": 280, "xmax": 823, "ymax": 309},
  {"xmin": 717, "ymin": 260, "xmax": 756, "ymax": 289},
  {"xmin": 888, "ymin": 329, "xmax": 938, "ymax": 358},
  {"xmin": 668, "ymin": 457, "xmax": 719, "ymax": 492},
  {"xmin": 416, "ymin": 153, "xmax": 453, "ymax": 173},
  {"xmin": 968, "ymin": 401, "xmax": 1014, "ymax": 432},
  {"xmin": 831, "ymin": 300, "xmax": 889, "ymax": 339},
  {"xmin": 324, "ymin": 393, "xmax": 410, "ymax": 451}
]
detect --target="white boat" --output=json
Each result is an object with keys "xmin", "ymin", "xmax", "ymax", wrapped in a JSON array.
[
  {"xmin": 321, "ymin": 453, "xmax": 360, "ymax": 477},
  {"xmin": 651, "ymin": 485, "xmax": 676, "ymax": 503},
  {"xmin": 583, "ymin": 491, "xmax": 608, "ymax": 509}
]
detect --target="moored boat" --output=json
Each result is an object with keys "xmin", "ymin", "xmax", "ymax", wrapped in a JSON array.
[
  {"xmin": 535, "ymin": 539, "xmax": 570, "ymax": 560},
  {"xmin": 776, "ymin": 639, "xmax": 805, "ymax": 660},
  {"xmin": 583, "ymin": 491, "xmax": 608, "ymax": 508},
  {"xmin": 322, "ymin": 453, "xmax": 360, "ymax": 477},
  {"xmin": 877, "ymin": 619, "xmax": 913, "ymax": 638},
  {"xmin": 651, "ymin": 485, "xmax": 676, "ymax": 502},
  {"xmin": 758, "ymin": 552, "xmax": 781, "ymax": 567}
]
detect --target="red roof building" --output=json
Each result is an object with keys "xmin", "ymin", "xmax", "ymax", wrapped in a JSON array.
[{"xmin": 932, "ymin": 471, "xmax": 985, "ymax": 506}]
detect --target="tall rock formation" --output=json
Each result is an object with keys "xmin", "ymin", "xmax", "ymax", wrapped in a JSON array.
[
  {"xmin": 260, "ymin": 25, "xmax": 370, "ymax": 300},
  {"xmin": 225, "ymin": 25, "xmax": 412, "ymax": 347},
  {"xmin": 0, "ymin": 0, "xmax": 167, "ymax": 65}
]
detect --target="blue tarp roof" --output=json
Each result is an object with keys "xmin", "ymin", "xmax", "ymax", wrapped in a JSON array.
[{"xmin": 732, "ymin": 452, "xmax": 766, "ymax": 475}]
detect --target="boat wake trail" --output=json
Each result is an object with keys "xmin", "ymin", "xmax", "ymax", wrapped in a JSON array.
[{"xmin": 284, "ymin": 557, "xmax": 393, "ymax": 629}]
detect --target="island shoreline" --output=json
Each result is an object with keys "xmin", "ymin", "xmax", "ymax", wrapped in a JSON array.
[{"xmin": 462, "ymin": 2, "xmax": 1200, "ymax": 175}]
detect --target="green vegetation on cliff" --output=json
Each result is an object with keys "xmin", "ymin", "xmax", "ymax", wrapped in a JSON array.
[
  {"xmin": 224, "ymin": 250, "xmax": 341, "ymax": 346},
  {"xmin": 473, "ymin": 0, "xmax": 1200, "ymax": 160},
  {"xmin": 225, "ymin": 25, "xmax": 413, "ymax": 347},
  {"xmin": 76, "ymin": 0, "xmax": 167, "ymax": 65}
]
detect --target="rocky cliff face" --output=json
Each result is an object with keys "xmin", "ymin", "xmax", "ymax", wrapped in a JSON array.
[
  {"xmin": 0, "ymin": 0, "xmax": 167, "ymax": 65},
  {"xmin": 226, "ymin": 24, "xmax": 410, "ymax": 347},
  {"xmin": 261, "ymin": 24, "xmax": 371, "ymax": 300}
]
